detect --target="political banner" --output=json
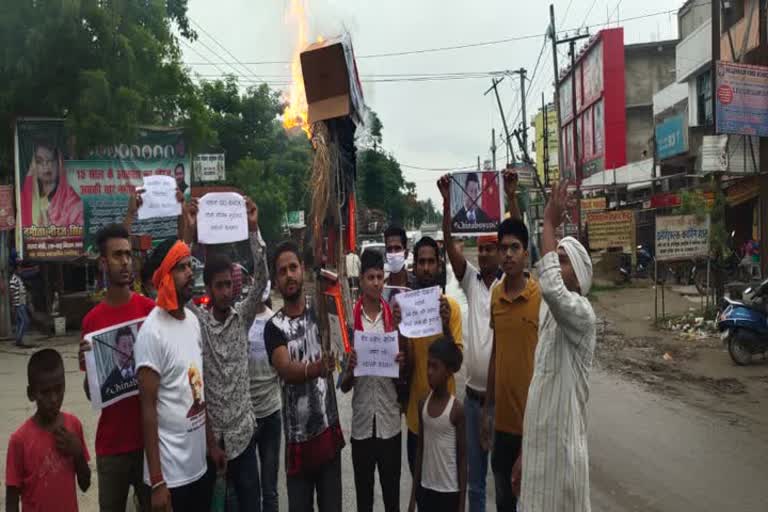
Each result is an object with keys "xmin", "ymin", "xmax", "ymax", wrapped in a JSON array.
[
  {"xmin": 585, "ymin": 210, "xmax": 635, "ymax": 252},
  {"xmin": 715, "ymin": 61, "xmax": 768, "ymax": 137},
  {"xmin": 449, "ymin": 171, "xmax": 503, "ymax": 236},
  {"xmin": 0, "ymin": 185, "xmax": 14, "ymax": 231},
  {"xmin": 655, "ymin": 214, "xmax": 710, "ymax": 262},
  {"xmin": 84, "ymin": 318, "xmax": 145, "ymax": 410},
  {"xmin": 14, "ymin": 118, "xmax": 191, "ymax": 259}
]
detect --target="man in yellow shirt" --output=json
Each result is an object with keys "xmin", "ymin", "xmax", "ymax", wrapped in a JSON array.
[
  {"xmin": 393, "ymin": 236, "xmax": 463, "ymax": 475},
  {"xmin": 482, "ymin": 218, "xmax": 541, "ymax": 512}
]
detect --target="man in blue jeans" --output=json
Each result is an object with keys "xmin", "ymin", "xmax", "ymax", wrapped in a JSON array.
[
  {"xmin": 10, "ymin": 266, "xmax": 32, "ymax": 348},
  {"xmin": 249, "ymin": 293, "xmax": 282, "ymax": 512},
  {"xmin": 437, "ymin": 170, "xmax": 521, "ymax": 512}
]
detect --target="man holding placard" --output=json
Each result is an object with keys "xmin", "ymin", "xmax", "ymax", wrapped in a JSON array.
[
  {"xmin": 437, "ymin": 169, "xmax": 521, "ymax": 512},
  {"xmin": 393, "ymin": 236, "xmax": 464, "ymax": 476},
  {"xmin": 183, "ymin": 194, "xmax": 269, "ymax": 511},
  {"xmin": 341, "ymin": 250, "xmax": 405, "ymax": 512},
  {"xmin": 265, "ymin": 242, "xmax": 343, "ymax": 512}
]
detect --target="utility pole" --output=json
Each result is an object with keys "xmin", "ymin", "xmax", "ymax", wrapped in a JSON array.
[
  {"xmin": 510, "ymin": 68, "xmax": 529, "ymax": 155},
  {"xmin": 491, "ymin": 128, "xmax": 497, "ymax": 171},
  {"xmin": 542, "ymin": 92, "xmax": 550, "ymax": 188},
  {"xmin": 551, "ymin": 2, "xmax": 589, "ymax": 239},
  {"xmin": 550, "ymin": 4, "xmax": 564, "ymax": 183},
  {"xmin": 477, "ymin": 155, "xmax": 481, "ymax": 172},
  {"xmin": 485, "ymin": 77, "xmax": 517, "ymax": 163}
]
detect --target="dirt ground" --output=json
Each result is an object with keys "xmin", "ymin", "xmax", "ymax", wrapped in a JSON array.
[{"xmin": 591, "ymin": 283, "xmax": 768, "ymax": 430}]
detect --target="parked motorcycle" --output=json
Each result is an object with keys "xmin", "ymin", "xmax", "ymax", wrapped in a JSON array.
[
  {"xmin": 693, "ymin": 231, "xmax": 750, "ymax": 295},
  {"xmin": 717, "ymin": 278, "xmax": 768, "ymax": 365}
]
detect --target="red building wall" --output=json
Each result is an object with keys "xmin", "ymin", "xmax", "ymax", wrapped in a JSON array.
[{"xmin": 558, "ymin": 28, "xmax": 626, "ymax": 181}]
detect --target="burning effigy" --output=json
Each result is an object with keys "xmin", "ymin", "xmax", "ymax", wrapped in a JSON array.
[{"xmin": 282, "ymin": 5, "xmax": 367, "ymax": 356}]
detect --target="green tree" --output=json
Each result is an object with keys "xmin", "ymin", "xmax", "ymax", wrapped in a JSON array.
[{"xmin": 0, "ymin": 0, "xmax": 208, "ymax": 171}]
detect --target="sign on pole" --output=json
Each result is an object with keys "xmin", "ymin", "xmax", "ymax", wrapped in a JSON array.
[
  {"xmin": 585, "ymin": 210, "xmax": 635, "ymax": 251},
  {"xmin": 655, "ymin": 214, "xmax": 710, "ymax": 262},
  {"xmin": 715, "ymin": 61, "xmax": 768, "ymax": 136},
  {"xmin": 193, "ymin": 154, "xmax": 226, "ymax": 182},
  {"xmin": 285, "ymin": 210, "xmax": 305, "ymax": 228}
]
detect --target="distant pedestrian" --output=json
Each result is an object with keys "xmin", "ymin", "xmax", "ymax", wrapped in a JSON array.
[
  {"xmin": 482, "ymin": 217, "xmax": 541, "ymax": 512},
  {"xmin": 5, "ymin": 348, "xmax": 91, "ymax": 512},
  {"xmin": 265, "ymin": 241, "xmax": 344, "ymax": 512},
  {"xmin": 10, "ymin": 265, "xmax": 32, "ymax": 348},
  {"xmin": 408, "ymin": 337, "xmax": 467, "ymax": 512},
  {"xmin": 135, "ymin": 239, "xmax": 226, "ymax": 512},
  {"xmin": 346, "ymin": 251, "xmax": 361, "ymax": 295},
  {"xmin": 341, "ymin": 249, "xmax": 405, "ymax": 512},
  {"xmin": 517, "ymin": 180, "xmax": 596, "ymax": 512}
]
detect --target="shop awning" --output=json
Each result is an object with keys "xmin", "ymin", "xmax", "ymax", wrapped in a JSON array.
[{"xmin": 581, "ymin": 158, "xmax": 655, "ymax": 191}]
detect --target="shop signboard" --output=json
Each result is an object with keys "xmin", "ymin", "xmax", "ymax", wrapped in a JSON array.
[
  {"xmin": 14, "ymin": 119, "xmax": 191, "ymax": 259},
  {"xmin": 585, "ymin": 210, "xmax": 635, "ymax": 252},
  {"xmin": 655, "ymin": 214, "xmax": 710, "ymax": 262},
  {"xmin": 715, "ymin": 61, "xmax": 768, "ymax": 137},
  {"xmin": 655, "ymin": 114, "xmax": 688, "ymax": 160}
]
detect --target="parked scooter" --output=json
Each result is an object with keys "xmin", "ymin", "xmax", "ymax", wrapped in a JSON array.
[{"xmin": 717, "ymin": 278, "xmax": 768, "ymax": 365}]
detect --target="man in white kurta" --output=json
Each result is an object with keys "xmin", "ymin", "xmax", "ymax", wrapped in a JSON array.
[{"xmin": 518, "ymin": 180, "xmax": 597, "ymax": 512}]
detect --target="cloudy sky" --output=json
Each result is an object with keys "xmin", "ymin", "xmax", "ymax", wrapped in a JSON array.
[{"xmin": 184, "ymin": 0, "xmax": 690, "ymax": 206}]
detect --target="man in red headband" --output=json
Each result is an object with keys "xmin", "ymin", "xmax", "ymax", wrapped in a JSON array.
[
  {"xmin": 437, "ymin": 169, "xmax": 521, "ymax": 512},
  {"xmin": 134, "ymin": 237, "xmax": 226, "ymax": 512}
]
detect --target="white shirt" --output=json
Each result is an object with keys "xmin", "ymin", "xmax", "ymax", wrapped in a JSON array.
[
  {"xmin": 350, "ymin": 309, "xmax": 401, "ymax": 440},
  {"xmin": 346, "ymin": 253, "xmax": 361, "ymax": 278},
  {"xmin": 459, "ymin": 262, "xmax": 500, "ymax": 393},
  {"xmin": 248, "ymin": 308, "xmax": 282, "ymax": 419},
  {"xmin": 135, "ymin": 307, "xmax": 207, "ymax": 489},
  {"xmin": 520, "ymin": 251, "xmax": 596, "ymax": 512}
]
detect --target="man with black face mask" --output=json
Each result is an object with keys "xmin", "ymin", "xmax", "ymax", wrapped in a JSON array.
[{"xmin": 392, "ymin": 236, "xmax": 464, "ymax": 477}]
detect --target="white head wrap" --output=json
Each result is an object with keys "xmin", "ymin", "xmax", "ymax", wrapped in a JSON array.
[{"xmin": 557, "ymin": 236, "xmax": 592, "ymax": 296}]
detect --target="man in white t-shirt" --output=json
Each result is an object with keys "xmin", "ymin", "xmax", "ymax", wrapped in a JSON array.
[
  {"xmin": 437, "ymin": 170, "xmax": 520, "ymax": 512},
  {"xmin": 135, "ymin": 239, "xmax": 227, "ymax": 512}
]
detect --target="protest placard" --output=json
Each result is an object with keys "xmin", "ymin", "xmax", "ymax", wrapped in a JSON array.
[
  {"xmin": 655, "ymin": 214, "xmax": 710, "ymax": 262},
  {"xmin": 449, "ymin": 171, "xmax": 503, "ymax": 236},
  {"xmin": 137, "ymin": 175, "xmax": 181, "ymax": 220},
  {"xmin": 84, "ymin": 318, "xmax": 145, "ymax": 410},
  {"xmin": 395, "ymin": 286, "xmax": 442, "ymax": 338},
  {"xmin": 197, "ymin": 192, "xmax": 248, "ymax": 244},
  {"xmin": 353, "ymin": 330, "xmax": 399, "ymax": 378}
]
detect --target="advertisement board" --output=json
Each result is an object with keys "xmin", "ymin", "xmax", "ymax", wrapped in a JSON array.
[
  {"xmin": 715, "ymin": 61, "xmax": 768, "ymax": 137},
  {"xmin": 14, "ymin": 119, "xmax": 191, "ymax": 259},
  {"xmin": 581, "ymin": 197, "xmax": 606, "ymax": 213},
  {"xmin": 585, "ymin": 210, "xmax": 635, "ymax": 251},
  {"xmin": 194, "ymin": 153, "xmax": 226, "ymax": 182},
  {"xmin": 0, "ymin": 186, "xmax": 14, "ymax": 231},
  {"xmin": 655, "ymin": 214, "xmax": 710, "ymax": 262},
  {"xmin": 655, "ymin": 114, "xmax": 688, "ymax": 160}
]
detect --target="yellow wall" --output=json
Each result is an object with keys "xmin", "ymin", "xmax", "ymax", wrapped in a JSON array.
[{"xmin": 533, "ymin": 107, "xmax": 560, "ymax": 184}]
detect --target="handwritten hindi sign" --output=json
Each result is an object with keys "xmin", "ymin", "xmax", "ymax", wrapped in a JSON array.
[
  {"xmin": 197, "ymin": 192, "xmax": 248, "ymax": 244},
  {"xmin": 137, "ymin": 175, "xmax": 181, "ymax": 220},
  {"xmin": 353, "ymin": 330, "xmax": 400, "ymax": 378},
  {"xmin": 396, "ymin": 286, "xmax": 442, "ymax": 338},
  {"xmin": 655, "ymin": 214, "xmax": 710, "ymax": 262}
]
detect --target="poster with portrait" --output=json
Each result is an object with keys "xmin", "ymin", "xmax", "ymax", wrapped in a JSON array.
[
  {"xmin": 84, "ymin": 318, "xmax": 146, "ymax": 410},
  {"xmin": 449, "ymin": 171, "xmax": 503, "ymax": 236},
  {"xmin": 14, "ymin": 118, "xmax": 191, "ymax": 259}
]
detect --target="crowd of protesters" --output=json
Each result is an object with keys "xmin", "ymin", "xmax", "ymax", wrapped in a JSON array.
[{"xmin": 5, "ymin": 171, "xmax": 596, "ymax": 512}]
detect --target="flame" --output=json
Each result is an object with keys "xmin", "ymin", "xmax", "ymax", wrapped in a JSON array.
[{"xmin": 282, "ymin": 0, "xmax": 311, "ymax": 138}]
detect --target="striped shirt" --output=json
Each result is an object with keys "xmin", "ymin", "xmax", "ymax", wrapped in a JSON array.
[
  {"xmin": 520, "ymin": 251, "xmax": 596, "ymax": 512},
  {"xmin": 10, "ymin": 274, "xmax": 26, "ymax": 307}
]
